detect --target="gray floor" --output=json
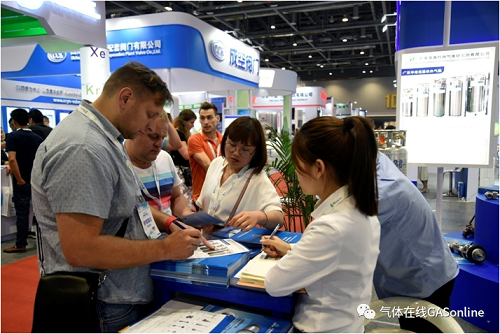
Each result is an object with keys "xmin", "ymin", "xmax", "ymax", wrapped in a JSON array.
[{"xmin": 1, "ymin": 170, "xmax": 495, "ymax": 333}]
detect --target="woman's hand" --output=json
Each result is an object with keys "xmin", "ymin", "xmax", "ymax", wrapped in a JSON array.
[
  {"xmin": 260, "ymin": 236, "xmax": 291, "ymax": 257},
  {"xmin": 226, "ymin": 211, "xmax": 261, "ymax": 232}
]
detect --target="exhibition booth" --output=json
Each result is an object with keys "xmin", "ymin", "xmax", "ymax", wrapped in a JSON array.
[
  {"xmin": 1, "ymin": 1, "xmax": 498, "ymax": 333},
  {"xmin": 397, "ymin": 2, "xmax": 499, "ymax": 332}
]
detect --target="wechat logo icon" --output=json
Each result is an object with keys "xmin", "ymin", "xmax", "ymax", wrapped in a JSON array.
[{"xmin": 357, "ymin": 304, "xmax": 376, "ymax": 320}]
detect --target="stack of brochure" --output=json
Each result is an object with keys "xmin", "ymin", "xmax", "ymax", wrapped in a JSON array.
[
  {"xmin": 211, "ymin": 227, "xmax": 302, "ymax": 248},
  {"xmin": 239, "ymin": 251, "xmax": 280, "ymax": 285},
  {"xmin": 150, "ymin": 239, "xmax": 250, "ymax": 287},
  {"xmin": 123, "ymin": 299, "xmax": 293, "ymax": 333}
]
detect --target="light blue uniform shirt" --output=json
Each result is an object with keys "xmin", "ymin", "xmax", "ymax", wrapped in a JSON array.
[
  {"xmin": 375, "ymin": 153, "xmax": 458, "ymax": 299},
  {"xmin": 31, "ymin": 101, "xmax": 153, "ymax": 305}
]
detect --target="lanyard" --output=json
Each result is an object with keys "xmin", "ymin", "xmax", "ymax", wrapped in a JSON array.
[
  {"xmin": 208, "ymin": 161, "xmax": 250, "ymax": 216},
  {"xmin": 136, "ymin": 161, "xmax": 164, "ymax": 212},
  {"xmin": 206, "ymin": 140, "xmax": 218, "ymax": 160},
  {"xmin": 78, "ymin": 105, "xmax": 144, "ymax": 204}
]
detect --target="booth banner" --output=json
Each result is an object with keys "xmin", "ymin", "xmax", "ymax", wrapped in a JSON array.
[
  {"xmin": 253, "ymin": 87, "xmax": 327, "ymax": 107},
  {"xmin": 1, "ymin": 79, "xmax": 82, "ymax": 105},
  {"xmin": 80, "ymin": 46, "xmax": 110, "ymax": 101},
  {"xmin": 397, "ymin": 44, "xmax": 497, "ymax": 168},
  {"xmin": 106, "ymin": 12, "xmax": 259, "ymax": 87}
]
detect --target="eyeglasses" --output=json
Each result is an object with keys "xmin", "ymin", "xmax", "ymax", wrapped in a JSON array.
[{"xmin": 225, "ymin": 142, "xmax": 256, "ymax": 159}]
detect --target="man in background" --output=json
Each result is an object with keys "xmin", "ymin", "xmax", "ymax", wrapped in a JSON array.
[
  {"xmin": 43, "ymin": 116, "xmax": 51, "ymax": 127},
  {"xmin": 28, "ymin": 109, "xmax": 52, "ymax": 140},
  {"xmin": 124, "ymin": 110, "xmax": 193, "ymax": 219},
  {"xmin": 3, "ymin": 109, "xmax": 43, "ymax": 253},
  {"xmin": 187, "ymin": 102, "xmax": 222, "ymax": 204}
]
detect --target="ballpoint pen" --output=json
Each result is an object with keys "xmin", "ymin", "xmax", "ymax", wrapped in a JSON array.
[{"xmin": 261, "ymin": 224, "xmax": 281, "ymax": 251}]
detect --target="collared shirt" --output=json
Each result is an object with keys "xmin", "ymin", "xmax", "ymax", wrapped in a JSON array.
[
  {"xmin": 265, "ymin": 186, "xmax": 380, "ymax": 333},
  {"xmin": 187, "ymin": 130, "xmax": 223, "ymax": 202},
  {"xmin": 31, "ymin": 100, "xmax": 153, "ymax": 304},
  {"xmin": 375, "ymin": 152, "xmax": 458, "ymax": 299},
  {"xmin": 196, "ymin": 156, "xmax": 282, "ymax": 222}
]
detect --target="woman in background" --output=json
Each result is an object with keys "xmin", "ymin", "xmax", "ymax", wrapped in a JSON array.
[
  {"xmin": 262, "ymin": 116, "xmax": 380, "ymax": 333},
  {"xmin": 197, "ymin": 116, "xmax": 283, "ymax": 232},
  {"xmin": 171, "ymin": 109, "xmax": 197, "ymax": 208}
]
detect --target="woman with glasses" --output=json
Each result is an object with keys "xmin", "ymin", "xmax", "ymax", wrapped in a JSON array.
[{"xmin": 196, "ymin": 116, "xmax": 283, "ymax": 232}]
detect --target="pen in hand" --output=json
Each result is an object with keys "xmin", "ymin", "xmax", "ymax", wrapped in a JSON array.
[{"xmin": 261, "ymin": 224, "xmax": 281, "ymax": 251}]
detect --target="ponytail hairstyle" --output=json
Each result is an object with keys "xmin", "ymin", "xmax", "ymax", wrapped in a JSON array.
[
  {"xmin": 174, "ymin": 109, "xmax": 197, "ymax": 140},
  {"xmin": 291, "ymin": 116, "xmax": 379, "ymax": 216}
]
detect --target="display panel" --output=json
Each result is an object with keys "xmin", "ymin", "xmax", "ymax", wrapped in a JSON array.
[{"xmin": 397, "ymin": 43, "xmax": 498, "ymax": 167}]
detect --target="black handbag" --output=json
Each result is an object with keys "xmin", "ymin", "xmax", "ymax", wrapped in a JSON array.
[
  {"xmin": 180, "ymin": 166, "xmax": 192, "ymax": 187},
  {"xmin": 32, "ymin": 219, "xmax": 128, "ymax": 333}
]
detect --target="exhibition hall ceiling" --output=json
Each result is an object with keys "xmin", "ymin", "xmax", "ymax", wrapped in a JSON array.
[{"xmin": 105, "ymin": 1, "xmax": 397, "ymax": 81}]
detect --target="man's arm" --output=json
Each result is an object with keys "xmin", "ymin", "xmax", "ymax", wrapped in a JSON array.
[
  {"xmin": 188, "ymin": 135, "xmax": 212, "ymax": 171},
  {"xmin": 170, "ymin": 185, "xmax": 193, "ymax": 217},
  {"xmin": 164, "ymin": 122, "xmax": 182, "ymax": 151},
  {"xmin": 7, "ymin": 151, "xmax": 25, "ymax": 184},
  {"xmin": 57, "ymin": 212, "xmax": 201, "ymax": 269},
  {"xmin": 192, "ymin": 152, "xmax": 211, "ymax": 171}
]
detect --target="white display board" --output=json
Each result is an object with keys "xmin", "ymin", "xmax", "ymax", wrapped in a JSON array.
[{"xmin": 397, "ymin": 43, "xmax": 498, "ymax": 168}]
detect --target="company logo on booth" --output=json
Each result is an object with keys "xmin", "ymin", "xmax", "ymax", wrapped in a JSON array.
[
  {"xmin": 210, "ymin": 40, "xmax": 226, "ymax": 61},
  {"xmin": 47, "ymin": 52, "xmax": 67, "ymax": 63}
]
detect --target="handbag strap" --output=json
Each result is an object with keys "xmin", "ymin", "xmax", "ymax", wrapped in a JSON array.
[
  {"xmin": 36, "ymin": 217, "xmax": 129, "ymax": 277},
  {"xmin": 227, "ymin": 169, "xmax": 258, "ymax": 222}
]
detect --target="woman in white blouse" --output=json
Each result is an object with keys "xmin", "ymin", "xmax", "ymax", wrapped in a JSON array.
[
  {"xmin": 261, "ymin": 116, "xmax": 381, "ymax": 333},
  {"xmin": 196, "ymin": 116, "xmax": 283, "ymax": 232}
]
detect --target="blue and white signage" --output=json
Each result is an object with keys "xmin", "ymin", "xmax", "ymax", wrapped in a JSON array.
[{"xmin": 106, "ymin": 12, "xmax": 259, "ymax": 87}]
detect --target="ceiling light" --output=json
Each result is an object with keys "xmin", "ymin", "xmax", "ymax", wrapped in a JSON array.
[
  {"xmin": 317, "ymin": 64, "xmax": 321, "ymax": 66},
  {"xmin": 342, "ymin": 38, "xmax": 348, "ymax": 42},
  {"xmin": 362, "ymin": 70, "xmax": 366, "ymax": 73},
  {"xmin": 342, "ymin": 16, "xmax": 348, "ymax": 22},
  {"xmin": 370, "ymin": 70, "xmax": 373, "ymax": 73},
  {"xmin": 164, "ymin": 6, "xmax": 173, "ymax": 11},
  {"xmin": 394, "ymin": 84, "xmax": 397, "ymax": 87},
  {"xmin": 393, "ymin": 79, "xmax": 397, "ymax": 83},
  {"xmin": 365, "ymin": 63, "xmax": 369, "ymax": 66},
  {"xmin": 329, "ymin": 73, "xmax": 332, "ymax": 75},
  {"xmin": 293, "ymin": 42, "xmax": 297, "ymax": 46},
  {"xmin": 271, "ymin": 25, "xmax": 276, "ymax": 29},
  {"xmin": 320, "ymin": 65, "xmax": 324, "ymax": 68},
  {"xmin": 281, "ymin": 67, "xmax": 286, "ymax": 70},
  {"xmin": 309, "ymin": 55, "xmax": 312, "ymax": 58},
  {"xmin": 382, "ymin": 25, "xmax": 388, "ymax": 33},
  {"xmin": 360, "ymin": 50, "xmax": 365, "ymax": 55},
  {"xmin": 265, "ymin": 58, "xmax": 269, "ymax": 62},
  {"xmin": 237, "ymin": 0, "xmax": 243, "ymax": 2}
]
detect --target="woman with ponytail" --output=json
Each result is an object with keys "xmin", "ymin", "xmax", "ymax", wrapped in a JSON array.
[{"xmin": 261, "ymin": 116, "xmax": 381, "ymax": 333}]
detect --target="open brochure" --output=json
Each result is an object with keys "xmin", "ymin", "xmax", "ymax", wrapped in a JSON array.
[{"xmin": 189, "ymin": 239, "xmax": 249, "ymax": 259}]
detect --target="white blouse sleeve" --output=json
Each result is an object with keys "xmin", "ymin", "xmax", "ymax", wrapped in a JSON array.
[{"xmin": 265, "ymin": 218, "xmax": 341, "ymax": 296}]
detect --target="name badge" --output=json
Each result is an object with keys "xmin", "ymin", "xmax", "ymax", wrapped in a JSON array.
[{"xmin": 137, "ymin": 202, "xmax": 162, "ymax": 239}]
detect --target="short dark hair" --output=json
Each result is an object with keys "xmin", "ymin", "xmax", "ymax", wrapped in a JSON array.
[
  {"xmin": 10, "ymin": 109, "xmax": 29, "ymax": 126},
  {"xmin": 221, "ymin": 116, "xmax": 267, "ymax": 174},
  {"xmin": 199, "ymin": 102, "xmax": 218, "ymax": 116},
  {"xmin": 28, "ymin": 109, "xmax": 44, "ymax": 123},
  {"xmin": 102, "ymin": 61, "xmax": 172, "ymax": 106}
]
